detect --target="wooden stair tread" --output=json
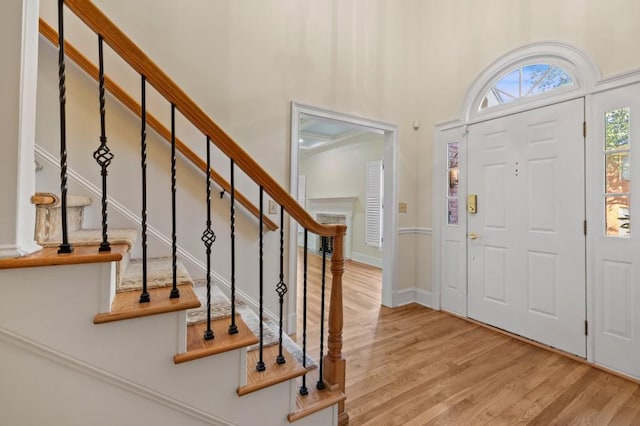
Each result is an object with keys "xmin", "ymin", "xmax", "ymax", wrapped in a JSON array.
[
  {"xmin": 0, "ymin": 244, "xmax": 127, "ymax": 270},
  {"xmin": 174, "ymin": 315, "xmax": 258, "ymax": 364},
  {"xmin": 237, "ymin": 345, "xmax": 308, "ymax": 396},
  {"xmin": 287, "ymin": 371, "xmax": 346, "ymax": 423},
  {"xmin": 94, "ymin": 283, "xmax": 199, "ymax": 324}
]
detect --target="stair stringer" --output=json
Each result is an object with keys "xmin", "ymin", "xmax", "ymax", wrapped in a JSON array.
[
  {"xmin": 34, "ymin": 144, "xmax": 281, "ymax": 327},
  {"xmin": 0, "ymin": 262, "xmax": 335, "ymax": 426}
]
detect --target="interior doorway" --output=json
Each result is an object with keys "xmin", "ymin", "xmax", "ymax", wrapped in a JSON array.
[{"xmin": 288, "ymin": 103, "xmax": 398, "ymax": 333}]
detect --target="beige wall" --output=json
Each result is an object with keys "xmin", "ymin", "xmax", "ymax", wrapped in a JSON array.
[
  {"xmin": 37, "ymin": 0, "xmax": 640, "ymax": 296},
  {"xmin": 300, "ymin": 134, "xmax": 384, "ymax": 264},
  {"xmin": 414, "ymin": 0, "xmax": 640, "ymax": 293}
]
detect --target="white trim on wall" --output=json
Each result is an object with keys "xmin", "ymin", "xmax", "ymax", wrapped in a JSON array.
[
  {"xmin": 398, "ymin": 227, "xmax": 432, "ymax": 235},
  {"xmin": 351, "ymin": 252, "xmax": 383, "ymax": 268},
  {"xmin": 396, "ymin": 288, "xmax": 433, "ymax": 308}
]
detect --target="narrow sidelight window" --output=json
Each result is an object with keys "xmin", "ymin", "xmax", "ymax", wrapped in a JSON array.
[
  {"xmin": 604, "ymin": 107, "xmax": 631, "ymax": 237},
  {"xmin": 447, "ymin": 142, "xmax": 460, "ymax": 225}
]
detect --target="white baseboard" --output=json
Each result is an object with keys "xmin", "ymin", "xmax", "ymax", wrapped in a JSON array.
[
  {"xmin": 0, "ymin": 241, "xmax": 42, "ymax": 259},
  {"xmin": 396, "ymin": 288, "xmax": 433, "ymax": 308},
  {"xmin": 0, "ymin": 244, "xmax": 21, "ymax": 259},
  {"xmin": 350, "ymin": 252, "xmax": 383, "ymax": 268}
]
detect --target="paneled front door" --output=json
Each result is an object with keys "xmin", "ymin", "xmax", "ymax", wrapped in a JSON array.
[{"xmin": 467, "ymin": 98, "xmax": 586, "ymax": 357}]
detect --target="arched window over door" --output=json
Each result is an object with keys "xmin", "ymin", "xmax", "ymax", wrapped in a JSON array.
[
  {"xmin": 462, "ymin": 42, "xmax": 600, "ymax": 121},
  {"xmin": 480, "ymin": 63, "xmax": 575, "ymax": 110}
]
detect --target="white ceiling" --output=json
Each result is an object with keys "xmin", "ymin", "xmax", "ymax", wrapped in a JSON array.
[{"xmin": 299, "ymin": 114, "xmax": 379, "ymax": 151}]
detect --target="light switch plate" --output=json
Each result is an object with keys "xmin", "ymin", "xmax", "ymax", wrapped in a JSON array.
[
  {"xmin": 399, "ymin": 202, "xmax": 407, "ymax": 213},
  {"xmin": 268, "ymin": 200, "xmax": 277, "ymax": 214}
]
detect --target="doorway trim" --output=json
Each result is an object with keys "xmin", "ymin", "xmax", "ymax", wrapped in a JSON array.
[{"xmin": 288, "ymin": 102, "xmax": 399, "ymax": 332}]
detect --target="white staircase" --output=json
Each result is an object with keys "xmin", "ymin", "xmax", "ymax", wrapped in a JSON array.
[{"xmin": 0, "ymin": 195, "xmax": 338, "ymax": 425}]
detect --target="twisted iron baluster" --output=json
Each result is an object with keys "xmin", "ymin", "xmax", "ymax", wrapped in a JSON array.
[
  {"xmin": 316, "ymin": 236, "xmax": 328, "ymax": 390},
  {"xmin": 57, "ymin": 0, "xmax": 73, "ymax": 255},
  {"xmin": 300, "ymin": 228, "xmax": 309, "ymax": 395},
  {"xmin": 228, "ymin": 159, "xmax": 238, "ymax": 334},
  {"xmin": 256, "ymin": 187, "xmax": 266, "ymax": 372},
  {"xmin": 169, "ymin": 105, "xmax": 180, "ymax": 299},
  {"xmin": 276, "ymin": 206, "xmax": 287, "ymax": 365},
  {"xmin": 139, "ymin": 76, "xmax": 150, "ymax": 303},
  {"xmin": 93, "ymin": 35, "xmax": 112, "ymax": 253},
  {"xmin": 202, "ymin": 136, "xmax": 216, "ymax": 340}
]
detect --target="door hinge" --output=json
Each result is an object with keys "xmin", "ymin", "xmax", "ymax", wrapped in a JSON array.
[
  {"xmin": 585, "ymin": 320, "xmax": 589, "ymax": 335},
  {"xmin": 583, "ymin": 121, "xmax": 587, "ymax": 138},
  {"xmin": 584, "ymin": 220, "xmax": 587, "ymax": 236}
]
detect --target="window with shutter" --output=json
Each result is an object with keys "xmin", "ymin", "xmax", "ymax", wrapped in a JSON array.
[{"xmin": 366, "ymin": 160, "xmax": 383, "ymax": 247}]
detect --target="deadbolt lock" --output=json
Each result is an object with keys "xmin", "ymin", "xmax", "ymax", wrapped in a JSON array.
[{"xmin": 467, "ymin": 194, "xmax": 478, "ymax": 214}]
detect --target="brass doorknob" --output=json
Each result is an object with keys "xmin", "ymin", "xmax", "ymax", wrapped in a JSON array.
[{"xmin": 468, "ymin": 232, "xmax": 480, "ymax": 240}]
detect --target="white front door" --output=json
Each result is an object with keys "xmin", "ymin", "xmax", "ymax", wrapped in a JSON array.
[{"xmin": 467, "ymin": 98, "xmax": 586, "ymax": 357}]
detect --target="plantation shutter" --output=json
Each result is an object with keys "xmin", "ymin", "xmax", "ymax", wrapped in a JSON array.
[{"xmin": 365, "ymin": 160, "xmax": 383, "ymax": 247}]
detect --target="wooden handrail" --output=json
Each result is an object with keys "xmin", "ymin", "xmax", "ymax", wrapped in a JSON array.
[
  {"xmin": 38, "ymin": 18, "xmax": 278, "ymax": 232},
  {"xmin": 62, "ymin": 0, "xmax": 345, "ymax": 239}
]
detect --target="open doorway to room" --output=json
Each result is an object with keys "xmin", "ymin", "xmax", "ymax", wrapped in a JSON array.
[{"xmin": 288, "ymin": 103, "xmax": 398, "ymax": 334}]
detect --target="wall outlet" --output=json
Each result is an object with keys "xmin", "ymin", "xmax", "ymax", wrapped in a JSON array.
[
  {"xmin": 399, "ymin": 202, "xmax": 407, "ymax": 213},
  {"xmin": 268, "ymin": 200, "xmax": 277, "ymax": 214}
]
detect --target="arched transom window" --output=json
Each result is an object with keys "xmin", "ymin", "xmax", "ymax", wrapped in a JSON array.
[{"xmin": 480, "ymin": 63, "xmax": 574, "ymax": 110}]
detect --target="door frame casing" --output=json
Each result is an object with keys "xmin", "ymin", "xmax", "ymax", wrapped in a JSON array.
[{"xmin": 288, "ymin": 102, "xmax": 399, "ymax": 333}]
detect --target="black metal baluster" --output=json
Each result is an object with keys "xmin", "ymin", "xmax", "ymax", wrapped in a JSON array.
[
  {"xmin": 202, "ymin": 136, "xmax": 216, "ymax": 341},
  {"xmin": 93, "ymin": 35, "xmax": 113, "ymax": 253},
  {"xmin": 316, "ymin": 236, "xmax": 328, "ymax": 390},
  {"xmin": 256, "ymin": 187, "xmax": 266, "ymax": 372},
  {"xmin": 139, "ymin": 76, "xmax": 150, "ymax": 304},
  {"xmin": 169, "ymin": 105, "xmax": 180, "ymax": 299},
  {"xmin": 300, "ymin": 228, "xmax": 309, "ymax": 395},
  {"xmin": 276, "ymin": 206, "xmax": 287, "ymax": 364},
  {"xmin": 228, "ymin": 159, "xmax": 238, "ymax": 334},
  {"xmin": 57, "ymin": 0, "xmax": 73, "ymax": 255}
]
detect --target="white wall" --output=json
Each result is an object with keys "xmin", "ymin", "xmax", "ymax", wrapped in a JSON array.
[{"xmin": 300, "ymin": 134, "xmax": 384, "ymax": 265}]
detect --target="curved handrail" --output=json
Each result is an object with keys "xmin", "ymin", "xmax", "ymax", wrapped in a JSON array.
[
  {"xmin": 38, "ymin": 18, "xmax": 278, "ymax": 232},
  {"xmin": 62, "ymin": 0, "xmax": 345, "ymax": 239}
]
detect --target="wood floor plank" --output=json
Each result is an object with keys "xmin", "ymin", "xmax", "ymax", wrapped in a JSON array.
[{"xmin": 295, "ymin": 250, "xmax": 640, "ymax": 425}]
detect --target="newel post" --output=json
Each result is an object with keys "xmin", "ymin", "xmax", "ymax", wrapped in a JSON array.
[{"xmin": 325, "ymin": 225, "xmax": 348, "ymax": 425}]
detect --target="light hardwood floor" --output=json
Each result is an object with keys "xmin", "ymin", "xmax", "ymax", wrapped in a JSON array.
[{"xmin": 297, "ymin": 250, "xmax": 640, "ymax": 425}]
